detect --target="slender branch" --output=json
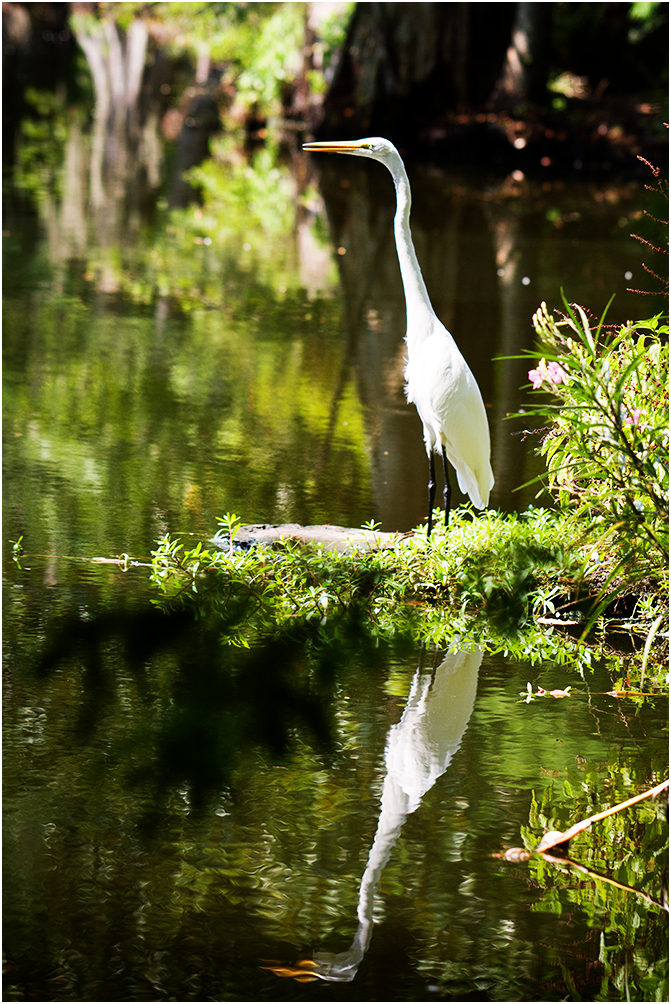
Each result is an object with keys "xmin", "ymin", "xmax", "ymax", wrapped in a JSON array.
[{"xmin": 535, "ymin": 778, "xmax": 669, "ymax": 852}]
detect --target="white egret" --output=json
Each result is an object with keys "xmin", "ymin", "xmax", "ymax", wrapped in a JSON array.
[{"xmin": 303, "ymin": 137, "xmax": 494, "ymax": 535}]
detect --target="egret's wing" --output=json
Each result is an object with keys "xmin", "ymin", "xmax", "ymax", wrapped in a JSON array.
[{"xmin": 405, "ymin": 329, "xmax": 494, "ymax": 508}]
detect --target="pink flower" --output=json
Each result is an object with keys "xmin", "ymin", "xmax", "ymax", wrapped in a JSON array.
[
  {"xmin": 529, "ymin": 358, "xmax": 568, "ymax": 389},
  {"xmin": 528, "ymin": 358, "xmax": 548, "ymax": 388},
  {"xmin": 624, "ymin": 408, "xmax": 642, "ymax": 427},
  {"xmin": 546, "ymin": 361, "xmax": 568, "ymax": 385}
]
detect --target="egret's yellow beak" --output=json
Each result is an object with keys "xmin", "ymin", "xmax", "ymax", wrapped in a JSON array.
[{"xmin": 302, "ymin": 140, "xmax": 366, "ymax": 154}]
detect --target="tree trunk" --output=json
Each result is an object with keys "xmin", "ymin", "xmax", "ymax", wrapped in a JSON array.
[
  {"xmin": 318, "ymin": 2, "xmax": 514, "ymax": 143},
  {"xmin": 488, "ymin": 2, "xmax": 553, "ymax": 110}
]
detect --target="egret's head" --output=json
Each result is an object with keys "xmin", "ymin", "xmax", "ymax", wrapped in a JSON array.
[{"xmin": 303, "ymin": 137, "xmax": 401, "ymax": 166}]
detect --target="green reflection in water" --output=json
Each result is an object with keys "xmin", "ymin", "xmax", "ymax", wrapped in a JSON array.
[
  {"xmin": 4, "ymin": 133, "xmax": 381, "ymax": 561},
  {"xmin": 3, "ymin": 254, "xmax": 373, "ymax": 558},
  {"xmin": 5, "ymin": 130, "xmax": 668, "ymax": 549}
]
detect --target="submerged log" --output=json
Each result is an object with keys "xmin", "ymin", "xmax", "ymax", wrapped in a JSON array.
[{"xmin": 213, "ymin": 523, "xmax": 404, "ymax": 553}]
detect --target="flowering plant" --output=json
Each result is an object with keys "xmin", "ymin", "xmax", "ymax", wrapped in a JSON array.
[{"xmin": 522, "ymin": 298, "xmax": 668, "ymax": 600}]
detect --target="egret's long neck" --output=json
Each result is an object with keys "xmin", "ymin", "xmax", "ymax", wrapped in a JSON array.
[{"xmin": 388, "ymin": 158, "xmax": 436, "ymax": 342}]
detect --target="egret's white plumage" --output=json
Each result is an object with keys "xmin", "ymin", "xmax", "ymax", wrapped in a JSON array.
[{"xmin": 303, "ymin": 136, "xmax": 494, "ymax": 533}]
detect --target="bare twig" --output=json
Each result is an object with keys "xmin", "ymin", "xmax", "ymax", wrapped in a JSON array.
[{"xmin": 535, "ymin": 778, "xmax": 669, "ymax": 852}]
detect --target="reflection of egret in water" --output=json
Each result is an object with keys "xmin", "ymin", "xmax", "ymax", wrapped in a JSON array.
[{"xmin": 263, "ymin": 644, "xmax": 481, "ymax": 983}]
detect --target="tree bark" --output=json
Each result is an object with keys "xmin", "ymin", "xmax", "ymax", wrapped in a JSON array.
[
  {"xmin": 488, "ymin": 2, "xmax": 552, "ymax": 110},
  {"xmin": 318, "ymin": 2, "xmax": 514, "ymax": 142}
]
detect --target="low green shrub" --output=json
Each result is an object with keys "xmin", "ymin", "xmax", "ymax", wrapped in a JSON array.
[{"xmin": 150, "ymin": 507, "xmax": 609, "ymax": 670}]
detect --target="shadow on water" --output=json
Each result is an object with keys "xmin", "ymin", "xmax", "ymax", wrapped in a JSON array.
[{"xmin": 33, "ymin": 603, "xmax": 379, "ymax": 818}]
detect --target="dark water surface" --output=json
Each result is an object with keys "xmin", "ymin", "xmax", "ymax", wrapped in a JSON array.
[
  {"xmin": 3, "ymin": 145, "xmax": 668, "ymax": 1001},
  {"xmin": 3, "ymin": 597, "xmax": 668, "ymax": 1001},
  {"xmin": 2, "ymin": 598, "xmax": 666, "ymax": 999}
]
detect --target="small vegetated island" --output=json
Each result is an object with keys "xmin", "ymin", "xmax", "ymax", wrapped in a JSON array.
[{"xmin": 151, "ymin": 294, "xmax": 668, "ymax": 694}]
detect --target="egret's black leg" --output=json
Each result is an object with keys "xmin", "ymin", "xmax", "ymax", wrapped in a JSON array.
[
  {"xmin": 427, "ymin": 451, "xmax": 437, "ymax": 536},
  {"xmin": 442, "ymin": 446, "xmax": 452, "ymax": 528}
]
